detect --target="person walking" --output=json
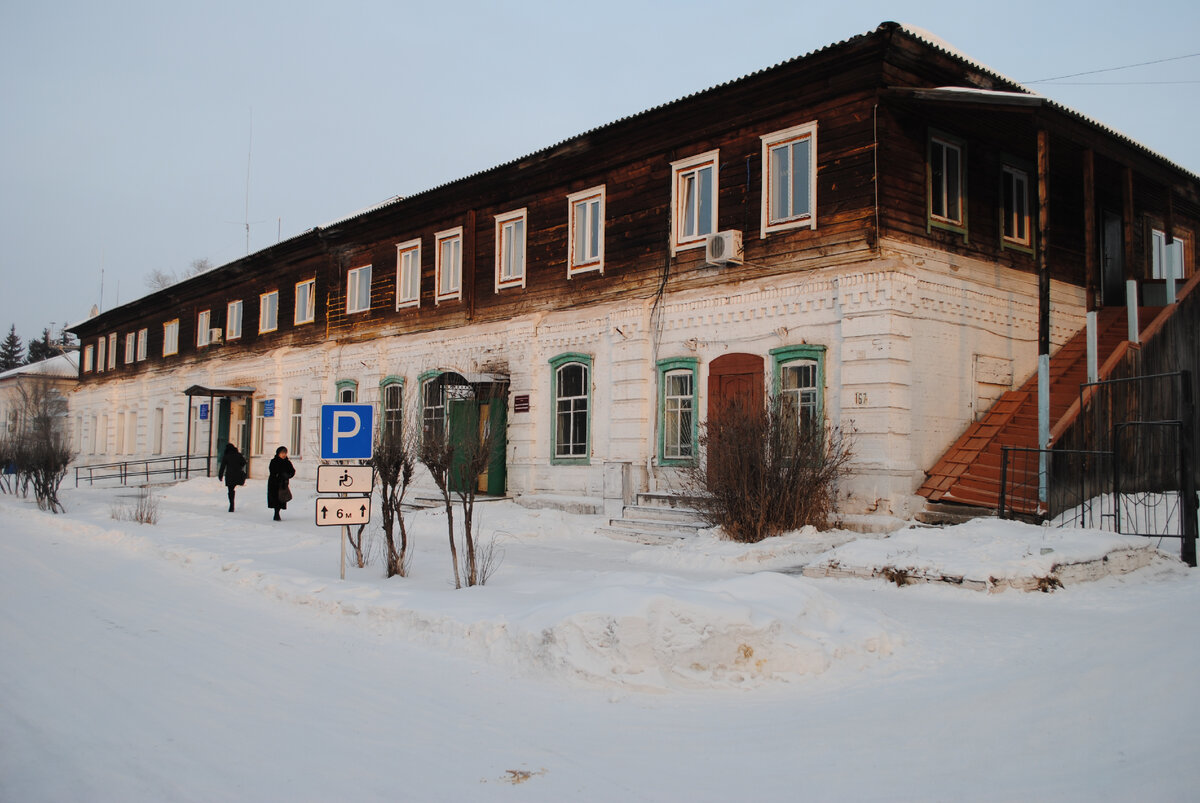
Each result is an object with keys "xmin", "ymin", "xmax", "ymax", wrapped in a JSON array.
[
  {"xmin": 267, "ymin": 446, "xmax": 295, "ymax": 521},
  {"xmin": 217, "ymin": 443, "xmax": 247, "ymax": 512}
]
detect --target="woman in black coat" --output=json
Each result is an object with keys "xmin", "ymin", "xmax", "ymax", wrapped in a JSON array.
[
  {"xmin": 217, "ymin": 443, "xmax": 247, "ymax": 512},
  {"xmin": 267, "ymin": 446, "xmax": 296, "ymax": 521}
]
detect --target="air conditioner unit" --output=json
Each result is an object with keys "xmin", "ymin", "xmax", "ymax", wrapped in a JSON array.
[
  {"xmin": 209, "ymin": 328, "xmax": 224, "ymax": 344},
  {"xmin": 705, "ymin": 230, "xmax": 744, "ymax": 266}
]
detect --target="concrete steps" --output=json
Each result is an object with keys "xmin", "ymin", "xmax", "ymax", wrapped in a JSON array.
[{"xmin": 597, "ymin": 492, "xmax": 709, "ymax": 543}]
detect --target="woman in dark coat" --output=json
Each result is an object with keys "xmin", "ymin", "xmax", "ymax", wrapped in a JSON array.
[
  {"xmin": 217, "ymin": 443, "xmax": 247, "ymax": 512},
  {"xmin": 267, "ymin": 445, "xmax": 296, "ymax": 521}
]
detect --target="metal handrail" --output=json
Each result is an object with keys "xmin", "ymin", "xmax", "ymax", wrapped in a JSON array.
[{"xmin": 74, "ymin": 454, "xmax": 211, "ymax": 487}]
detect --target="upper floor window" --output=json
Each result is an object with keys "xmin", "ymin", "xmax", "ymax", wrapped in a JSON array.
[
  {"xmin": 928, "ymin": 132, "xmax": 966, "ymax": 234},
  {"xmin": 550, "ymin": 353, "xmax": 592, "ymax": 463},
  {"xmin": 671, "ymin": 150, "xmax": 719, "ymax": 253},
  {"xmin": 124, "ymin": 333, "xmax": 136, "ymax": 364},
  {"xmin": 95, "ymin": 336, "xmax": 106, "ymax": 372},
  {"xmin": 1152, "ymin": 229, "xmax": 1192, "ymax": 280},
  {"xmin": 197, "ymin": 310, "xmax": 212, "ymax": 347},
  {"xmin": 1001, "ymin": 164, "xmax": 1032, "ymax": 249},
  {"xmin": 347, "ymin": 266, "xmax": 372, "ymax": 314},
  {"xmin": 495, "ymin": 209, "xmax": 527, "ymax": 291},
  {"xmin": 136, "ymin": 328, "xmax": 147, "ymax": 361},
  {"xmin": 567, "ymin": 186, "xmax": 605, "ymax": 276},
  {"xmin": 295, "ymin": 279, "xmax": 316, "ymax": 324},
  {"xmin": 226, "ymin": 300, "xmax": 243, "ymax": 340},
  {"xmin": 259, "ymin": 291, "xmax": 278, "ymax": 333},
  {"xmin": 163, "ymin": 319, "xmax": 179, "ymax": 356},
  {"xmin": 396, "ymin": 239, "xmax": 421, "ymax": 309},
  {"xmin": 435, "ymin": 227, "xmax": 463, "ymax": 304},
  {"xmin": 107, "ymin": 333, "xmax": 117, "ymax": 370},
  {"xmin": 761, "ymin": 122, "xmax": 817, "ymax": 236},
  {"xmin": 83, "ymin": 344, "xmax": 94, "ymax": 373}
]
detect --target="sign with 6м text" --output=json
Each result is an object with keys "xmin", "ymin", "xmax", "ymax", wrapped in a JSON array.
[
  {"xmin": 320, "ymin": 404, "xmax": 374, "ymax": 460},
  {"xmin": 315, "ymin": 497, "xmax": 371, "ymax": 527}
]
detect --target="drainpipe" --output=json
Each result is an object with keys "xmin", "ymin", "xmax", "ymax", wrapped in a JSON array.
[{"xmin": 1037, "ymin": 127, "xmax": 1051, "ymax": 504}]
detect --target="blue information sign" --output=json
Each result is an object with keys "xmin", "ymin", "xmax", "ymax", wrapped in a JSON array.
[
  {"xmin": 263, "ymin": 399, "xmax": 275, "ymax": 418},
  {"xmin": 199, "ymin": 403, "xmax": 209, "ymax": 420},
  {"xmin": 320, "ymin": 404, "xmax": 374, "ymax": 460}
]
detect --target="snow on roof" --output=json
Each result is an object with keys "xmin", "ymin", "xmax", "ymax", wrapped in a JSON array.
[{"xmin": 0, "ymin": 352, "xmax": 78, "ymax": 382}]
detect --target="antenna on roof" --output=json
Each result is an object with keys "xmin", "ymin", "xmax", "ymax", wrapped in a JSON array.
[{"xmin": 244, "ymin": 108, "xmax": 252, "ymax": 255}]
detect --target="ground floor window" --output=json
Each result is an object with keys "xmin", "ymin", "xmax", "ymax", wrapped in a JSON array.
[
  {"xmin": 337, "ymin": 380, "xmax": 358, "ymax": 403},
  {"xmin": 421, "ymin": 373, "xmax": 445, "ymax": 443},
  {"xmin": 550, "ymin": 353, "xmax": 592, "ymax": 463},
  {"xmin": 253, "ymin": 400, "xmax": 267, "ymax": 456},
  {"xmin": 657, "ymin": 357, "xmax": 698, "ymax": 464},
  {"xmin": 770, "ymin": 344, "xmax": 826, "ymax": 431},
  {"xmin": 382, "ymin": 380, "xmax": 404, "ymax": 442},
  {"xmin": 289, "ymin": 398, "xmax": 303, "ymax": 457}
]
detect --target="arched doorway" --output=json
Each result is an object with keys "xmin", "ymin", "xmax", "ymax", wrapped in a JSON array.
[{"xmin": 422, "ymin": 371, "xmax": 508, "ymax": 495}]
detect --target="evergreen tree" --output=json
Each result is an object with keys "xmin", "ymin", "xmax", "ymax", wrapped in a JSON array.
[
  {"xmin": 0, "ymin": 324, "xmax": 24, "ymax": 371},
  {"xmin": 27, "ymin": 328, "xmax": 57, "ymax": 364}
]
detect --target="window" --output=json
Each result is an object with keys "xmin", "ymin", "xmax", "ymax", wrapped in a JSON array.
[
  {"xmin": 226, "ymin": 300, "xmax": 243, "ymax": 340},
  {"xmin": 928, "ymin": 133, "xmax": 966, "ymax": 234},
  {"xmin": 163, "ymin": 320, "xmax": 179, "ymax": 356},
  {"xmin": 253, "ymin": 400, "xmax": 267, "ymax": 456},
  {"xmin": 550, "ymin": 353, "xmax": 592, "ymax": 462},
  {"xmin": 567, "ymin": 186, "xmax": 605, "ymax": 276},
  {"xmin": 761, "ymin": 122, "xmax": 817, "ymax": 236},
  {"xmin": 96, "ymin": 337, "xmax": 106, "ymax": 372},
  {"xmin": 126, "ymin": 411, "xmax": 137, "ymax": 455},
  {"xmin": 422, "ymin": 375, "xmax": 445, "ymax": 442},
  {"xmin": 116, "ymin": 412, "xmax": 125, "ymax": 454},
  {"xmin": 83, "ymin": 344, "xmax": 94, "ymax": 373},
  {"xmin": 396, "ymin": 239, "xmax": 421, "ymax": 309},
  {"xmin": 295, "ymin": 279, "xmax": 316, "ymax": 324},
  {"xmin": 1152, "ymin": 229, "xmax": 1191, "ymax": 280},
  {"xmin": 107, "ymin": 334, "xmax": 117, "ymax": 370},
  {"xmin": 124, "ymin": 333, "xmax": 135, "ymax": 364},
  {"xmin": 658, "ymin": 358, "xmax": 698, "ymax": 464},
  {"xmin": 382, "ymin": 379, "xmax": 404, "ymax": 442},
  {"xmin": 771, "ymin": 345, "xmax": 826, "ymax": 432},
  {"xmin": 289, "ymin": 398, "xmax": 303, "ymax": 457},
  {"xmin": 152, "ymin": 408, "xmax": 164, "ymax": 455},
  {"xmin": 337, "ymin": 380, "xmax": 357, "ymax": 403},
  {"xmin": 435, "ymin": 227, "xmax": 463, "ymax": 304},
  {"xmin": 671, "ymin": 150, "xmax": 719, "ymax": 253},
  {"xmin": 495, "ymin": 209, "xmax": 527, "ymax": 290},
  {"xmin": 136, "ymin": 328, "xmax": 148, "ymax": 361},
  {"xmin": 1001, "ymin": 165, "xmax": 1032, "ymax": 249},
  {"xmin": 347, "ymin": 266, "xmax": 372, "ymax": 314},
  {"xmin": 197, "ymin": 310, "xmax": 212, "ymax": 347},
  {"xmin": 259, "ymin": 291, "xmax": 278, "ymax": 333}
]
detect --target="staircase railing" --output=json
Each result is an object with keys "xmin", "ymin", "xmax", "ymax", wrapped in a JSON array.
[{"xmin": 74, "ymin": 455, "xmax": 210, "ymax": 487}]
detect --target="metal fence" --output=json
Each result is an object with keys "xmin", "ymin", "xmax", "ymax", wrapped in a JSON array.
[{"xmin": 74, "ymin": 454, "xmax": 209, "ymax": 487}]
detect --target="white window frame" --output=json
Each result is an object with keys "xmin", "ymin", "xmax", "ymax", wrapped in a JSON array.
[
  {"xmin": 495, "ymin": 208, "xmax": 528, "ymax": 291},
  {"xmin": 435, "ymin": 227, "xmax": 463, "ymax": 304},
  {"xmin": 258, "ymin": 291, "xmax": 278, "ymax": 333},
  {"xmin": 163, "ymin": 320, "xmax": 179, "ymax": 357},
  {"xmin": 347, "ymin": 265, "xmax": 372, "ymax": 314},
  {"xmin": 136, "ymin": 328, "xmax": 147, "ymax": 361},
  {"xmin": 929, "ymin": 133, "xmax": 966, "ymax": 231},
  {"xmin": 124, "ymin": 333, "xmax": 135, "ymax": 364},
  {"xmin": 197, "ymin": 310, "xmax": 211, "ymax": 347},
  {"xmin": 226, "ymin": 300, "xmax": 243, "ymax": 340},
  {"xmin": 396, "ymin": 239, "xmax": 421, "ymax": 309},
  {"xmin": 670, "ymin": 150, "xmax": 719, "ymax": 254},
  {"xmin": 96, "ymin": 337, "xmax": 105, "ymax": 373},
  {"xmin": 1152, "ymin": 228, "xmax": 1191, "ymax": 280},
  {"xmin": 760, "ymin": 122, "xmax": 818, "ymax": 237},
  {"xmin": 289, "ymin": 398, "xmax": 304, "ymax": 457},
  {"xmin": 1001, "ymin": 165, "xmax": 1032, "ymax": 248},
  {"xmin": 83, "ymin": 344, "xmax": 94, "ymax": 373},
  {"xmin": 253, "ymin": 399, "xmax": 267, "ymax": 456},
  {"xmin": 567, "ymin": 186, "xmax": 605, "ymax": 277},
  {"xmin": 107, "ymin": 333, "xmax": 117, "ymax": 370},
  {"xmin": 295, "ymin": 278, "xmax": 316, "ymax": 325}
]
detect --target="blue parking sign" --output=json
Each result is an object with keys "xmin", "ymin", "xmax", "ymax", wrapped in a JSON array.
[{"xmin": 320, "ymin": 404, "xmax": 374, "ymax": 460}]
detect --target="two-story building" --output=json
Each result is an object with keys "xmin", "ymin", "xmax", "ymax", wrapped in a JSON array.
[{"xmin": 67, "ymin": 22, "xmax": 1199, "ymax": 520}]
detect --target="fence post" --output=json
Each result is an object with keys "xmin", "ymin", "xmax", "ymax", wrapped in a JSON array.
[
  {"xmin": 1180, "ymin": 372, "xmax": 1197, "ymax": 567},
  {"xmin": 1112, "ymin": 424, "xmax": 1123, "ymax": 535},
  {"xmin": 999, "ymin": 447, "xmax": 1010, "ymax": 519}
]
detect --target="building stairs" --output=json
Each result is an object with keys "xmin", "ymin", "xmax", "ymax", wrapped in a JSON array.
[
  {"xmin": 917, "ymin": 306, "xmax": 1161, "ymax": 514},
  {"xmin": 598, "ymin": 492, "xmax": 709, "ymax": 543}
]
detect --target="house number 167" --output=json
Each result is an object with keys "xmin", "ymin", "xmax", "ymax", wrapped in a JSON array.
[{"xmin": 855, "ymin": 392, "xmax": 869, "ymax": 405}]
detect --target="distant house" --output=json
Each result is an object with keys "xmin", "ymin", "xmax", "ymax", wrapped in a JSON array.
[
  {"xmin": 66, "ymin": 22, "xmax": 1199, "ymax": 521},
  {"xmin": 0, "ymin": 353, "xmax": 77, "ymax": 447}
]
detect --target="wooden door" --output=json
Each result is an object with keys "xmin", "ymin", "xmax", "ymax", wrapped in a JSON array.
[{"xmin": 707, "ymin": 353, "xmax": 764, "ymax": 423}]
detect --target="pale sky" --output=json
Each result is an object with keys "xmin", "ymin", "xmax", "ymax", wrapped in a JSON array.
[{"xmin": 1, "ymin": 0, "xmax": 1197, "ymax": 346}]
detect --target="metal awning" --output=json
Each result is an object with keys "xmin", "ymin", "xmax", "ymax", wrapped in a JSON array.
[{"xmin": 183, "ymin": 385, "xmax": 255, "ymax": 397}]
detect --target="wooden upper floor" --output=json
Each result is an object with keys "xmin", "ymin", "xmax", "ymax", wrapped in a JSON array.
[{"xmin": 70, "ymin": 22, "xmax": 1200, "ymax": 383}]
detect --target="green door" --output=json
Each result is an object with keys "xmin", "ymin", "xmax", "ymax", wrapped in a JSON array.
[
  {"xmin": 447, "ymin": 396, "xmax": 507, "ymax": 496},
  {"xmin": 447, "ymin": 398, "xmax": 478, "ymax": 494}
]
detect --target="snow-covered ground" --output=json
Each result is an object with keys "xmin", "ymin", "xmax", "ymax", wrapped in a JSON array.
[{"xmin": 2, "ymin": 478, "xmax": 1199, "ymax": 801}]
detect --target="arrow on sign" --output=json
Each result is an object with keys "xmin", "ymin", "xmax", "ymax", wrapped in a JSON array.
[{"xmin": 320, "ymin": 505, "xmax": 329, "ymax": 520}]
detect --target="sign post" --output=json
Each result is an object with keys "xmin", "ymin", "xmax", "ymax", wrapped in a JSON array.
[{"xmin": 318, "ymin": 404, "xmax": 376, "ymax": 580}]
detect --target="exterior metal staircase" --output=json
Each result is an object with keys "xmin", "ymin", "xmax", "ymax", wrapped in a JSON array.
[{"xmin": 918, "ymin": 307, "xmax": 1157, "ymax": 512}]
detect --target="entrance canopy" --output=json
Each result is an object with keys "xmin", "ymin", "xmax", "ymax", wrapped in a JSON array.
[{"xmin": 183, "ymin": 385, "xmax": 255, "ymax": 398}]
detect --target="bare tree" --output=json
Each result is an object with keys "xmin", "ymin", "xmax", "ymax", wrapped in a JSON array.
[
  {"xmin": 8, "ymin": 377, "xmax": 74, "ymax": 513},
  {"xmin": 371, "ymin": 418, "xmax": 418, "ymax": 578},
  {"xmin": 418, "ymin": 422, "xmax": 461, "ymax": 588},
  {"xmin": 145, "ymin": 258, "xmax": 212, "ymax": 291}
]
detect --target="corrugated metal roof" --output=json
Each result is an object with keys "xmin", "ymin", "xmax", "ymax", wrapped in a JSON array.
[{"xmin": 0, "ymin": 353, "xmax": 78, "ymax": 381}]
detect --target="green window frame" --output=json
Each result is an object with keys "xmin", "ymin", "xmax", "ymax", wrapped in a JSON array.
[
  {"xmin": 336, "ymin": 379, "xmax": 358, "ymax": 403},
  {"xmin": 770, "ymin": 344, "xmax": 827, "ymax": 429},
  {"xmin": 657, "ymin": 357, "xmax": 698, "ymax": 465},
  {"xmin": 549, "ymin": 352, "xmax": 592, "ymax": 464}
]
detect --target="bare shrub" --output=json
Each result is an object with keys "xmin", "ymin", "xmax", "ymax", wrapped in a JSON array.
[
  {"xmin": 685, "ymin": 395, "xmax": 853, "ymax": 543},
  {"xmin": 4, "ymin": 378, "xmax": 74, "ymax": 513},
  {"xmin": 111, "ymin": 486, "xmax": 159, "ymax": 524},
  {"xmin": 371, "ymin": 418, "xmax": 418, "ymax": 578}
]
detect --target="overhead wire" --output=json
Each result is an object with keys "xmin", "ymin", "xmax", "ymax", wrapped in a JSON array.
[{"xmin": 1022, "ymin": 51, "xmax": 1200, "ymax": 84}]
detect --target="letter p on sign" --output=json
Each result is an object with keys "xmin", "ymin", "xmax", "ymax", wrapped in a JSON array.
[{"xmin": 320, "ymin": 404, "xmax": 374, "ymax": 460}]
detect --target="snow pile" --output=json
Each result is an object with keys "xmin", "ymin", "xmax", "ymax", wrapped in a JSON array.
[{"xmin": 627, "ymin": 525, "xmax": 868, "ymax": 572}]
